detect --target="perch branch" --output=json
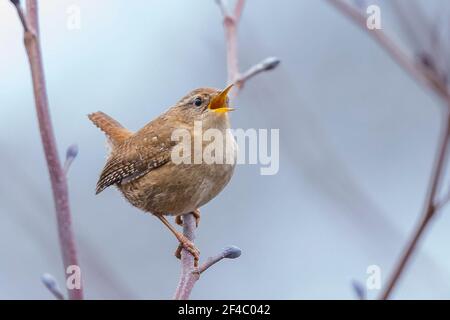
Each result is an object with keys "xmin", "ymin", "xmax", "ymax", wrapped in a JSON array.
[
  {"xmin": 11, "ymin": 0, "xmax": 83, "ymax": 300},
  {"xmin": 173, "ymin": 0, "xmax": 279, "ymax": 300},
  {"xmin": 174, "ymin": 214, "xmax": 197, "ymax": 300},
  {"xmin": 380, "ymin": 109, "xmax": 450, "ymax": 299},
  {"xmin": 435, "ymin": 189, "xmax": 450, "ymax": 212},
  {"xmin": 327, "ymin": 0, "xmax": 450, "ymax": 299}
]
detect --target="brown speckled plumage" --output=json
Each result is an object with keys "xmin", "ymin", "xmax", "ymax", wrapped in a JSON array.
[{"xmin": 89, "ymin": 87, "xmax": 237, "ymax": 216}]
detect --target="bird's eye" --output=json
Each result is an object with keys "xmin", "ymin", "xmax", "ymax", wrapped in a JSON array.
[{"xmin": 193, "ymin": 97, "xmax": 203, "ymax": 107}]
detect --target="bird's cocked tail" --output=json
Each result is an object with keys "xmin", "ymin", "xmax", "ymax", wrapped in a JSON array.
[{"xmin": 88, "ymin": 111, "xmax": 132, "ymax": 147}]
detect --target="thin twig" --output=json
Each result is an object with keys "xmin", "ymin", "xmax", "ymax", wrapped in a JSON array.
[
  {"xmin": 326, "ymin": 0, "xmax": 450, "ymax": 299},
  {"xmin": 174, "ymin": 217, "xmax": 241, "ymax": 299},
  {"xmin": 222, "ymin": 1, "xmax": 241, "ymax": 84},
  {"xmin": 217, "ymin": 0, "xmax": 280, "ymax": 88},
  {"xmin": 434, "ymin": 189, "xmax": 450, "ymax": 212},
  {"xmin": 63, "ymin": 144, "xmax": 78, "ymax": 175},
  {"xmin": 237, "ymin": 57, "xmax": 281, "ymax": 87},
  {"xmin": 173, "ymin": 213, "xmax": 199, "ymax": 300},
  {"xmin": 10, "ymin": 0, "xmax": 29, "ymax": 32},
  {"xmin": 173, "ymin": 0, "xmax": 279, "ymax": 299},
  {"xmin": 351, "ymin": 280, "xmax": 366, "ymax": 300},
  {"xmin": 11, "ymin": 0, "xmax": 83, "ymax": 299},
  {"xmin": 326, "ymin": 0, "xmax": 449, "ymax": 101}
]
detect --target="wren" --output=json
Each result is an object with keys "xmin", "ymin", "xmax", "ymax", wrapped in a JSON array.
[{"xmin": 88, "ymin": 85, "xmax": 237, "ymax": 264}]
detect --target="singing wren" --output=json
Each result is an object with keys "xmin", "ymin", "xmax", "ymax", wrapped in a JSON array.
[{"xmin": 88, "ymin": 85, "xmax": 237, "ymax": 263}]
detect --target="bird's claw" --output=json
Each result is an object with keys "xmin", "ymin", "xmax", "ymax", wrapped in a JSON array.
[{"xmin": 175, "ymin": 210, "xmax": 201, "ymax": 228}]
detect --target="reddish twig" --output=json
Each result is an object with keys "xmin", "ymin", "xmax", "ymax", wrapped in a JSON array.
[
  {"xmin": 216, "ymin": 0, "xmax": 280, "ymax": 89},
  {"xmin": 327, "ymin": 0, "xmax": 450, "ymax": 299},
  {"xmin": 220, "ymin": 0, "xmax": 242, "ymax": 84},
  {"xmin": 11, "ymin": 0, "xmax": 83, "ymax": 300}
]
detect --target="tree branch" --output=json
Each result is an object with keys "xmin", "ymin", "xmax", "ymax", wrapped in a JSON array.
[
  {"xmin": 11, "ymin": 0, "xmax": 83, "ymax": 300},
  {"xmin": 237, "ymin": 57, "xmax": 281, "ymax": 87},
  {"xmin": 326, "ymin": 0, "xmax": 450, "ymax": 299}
]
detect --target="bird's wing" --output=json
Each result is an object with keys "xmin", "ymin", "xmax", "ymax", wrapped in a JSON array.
[{"xmin": 95, "ymin": 123, "xmax": 176, "ymax": 194}]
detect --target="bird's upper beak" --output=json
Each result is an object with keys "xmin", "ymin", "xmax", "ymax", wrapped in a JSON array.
[{"xmin": 208, "ymin": 84, "xmax": 235, "ymax": 113}]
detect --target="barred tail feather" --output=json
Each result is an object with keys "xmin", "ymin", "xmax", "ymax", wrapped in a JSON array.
[{"xmin": 88, "ymin": 111, "xmax": 133, "ymax": 147}]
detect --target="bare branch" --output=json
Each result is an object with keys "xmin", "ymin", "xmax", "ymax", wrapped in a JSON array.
[
  {"xmin": 197, "ymin": 245, "xmax": 242, "ymax": 274},
  {"xmin": 10, "ymin": 0, "xmax": 29, "ymax": 32},
  {"xmin": 11, "ymin": 0, "xmax": 83, "ymax": 299},
  {"xmin": 174, "ymin": 217, "xmax": 242, "ymax": 300},
  {"xmin": 237, "ymin": 57, "xmax": 281, "ymax": 87},
  {"xmin": 173, "ymin": 213, "xmax": 198, "ymax": 300},
  {"xmin": 351, "ymin": 280, "xmax": 366, "ymax": 300},
  {"xmin": 380, "ymin": 109, "xmax": 450, "ymax": 300},
  {"xmin": 234, "ymin": 0, "xmax": 245, "ymax": 22},
  {"xmin": 41, "ymin": 273, "xmax": 65, "ymax": 300},
  {"xmin": 434, "ymin": 189, "xmax": 450, "ymax": 212},
  {"xmin": 215, "ymin": 0, "xmax": 231, "ymax": 18}
]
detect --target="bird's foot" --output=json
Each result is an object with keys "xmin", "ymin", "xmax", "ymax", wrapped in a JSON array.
[
  {"xmin": 175, "ymin": 209, "xmax": 201, "ymax": 228},
  {"xmin": 174, "ymin": 235, "xmax": 200, "ymax": 266}
]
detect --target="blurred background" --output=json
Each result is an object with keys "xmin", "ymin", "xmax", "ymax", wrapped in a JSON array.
[{"xmin": 1, "ymin": 0, "xmax": 450, "ymax": 299}]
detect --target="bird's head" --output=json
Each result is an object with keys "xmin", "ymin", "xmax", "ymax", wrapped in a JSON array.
[{"xmin": 172, "ymin": 85, "xmax": 235, "ymax": 123}]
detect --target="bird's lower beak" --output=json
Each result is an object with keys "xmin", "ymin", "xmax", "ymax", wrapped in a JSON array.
[{"xmin": 208, "ymin": 84, "xmax": 235, "ymax": 113}]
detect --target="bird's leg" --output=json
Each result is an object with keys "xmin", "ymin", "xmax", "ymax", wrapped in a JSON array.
[
  {"xmin": 175, "ymin": 209, "xmax": 201, "ymax": 227},
  {"xmin": 156, "ymin": 215, "xmax": 200, "ymax": 265}
]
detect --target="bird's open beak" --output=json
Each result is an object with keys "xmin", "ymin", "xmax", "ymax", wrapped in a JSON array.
[{"xmin": 208, "ymin": 84, "xmax": 235, "ymax": 113}]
